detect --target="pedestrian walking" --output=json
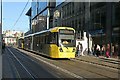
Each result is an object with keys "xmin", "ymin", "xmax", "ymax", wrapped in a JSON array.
[
  {"xmin": 96, "ymin": 44, "xmax": 100, "ymax": 57},
  {"xmin": 93, "ymin": 44, "xmax": 97, "ymax": 56},
  {"xmin": 106, "ymin": 44, "xmax": 110, "ymax": 58},
  {"xmin": 102, "ymin": 45, "xmax": 106, "ymax": 56},
  {"xmin": 114, "ymin": 44, "xmax": 119, "ymax": 57},
  {"xmin": 91, "ymin": 45, "xmax": 94, "ymax": 56},
  {"xmin": 76, "ymin": 42, "xmax": 83, "ymax": 57}
]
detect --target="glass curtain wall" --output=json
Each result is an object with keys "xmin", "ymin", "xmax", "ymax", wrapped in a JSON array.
[
  {"xmin": 32, "ymin": 1, "xmax": 48, "ymax": 33},
  {"xmin": 53, "ymin": 1, "xmax": 120, "ymax": 57},
  {"xmin": 90, "ymin": 2, "xmax": 106, "ymax": 45}
]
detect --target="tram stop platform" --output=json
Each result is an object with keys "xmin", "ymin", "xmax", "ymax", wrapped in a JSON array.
[{"xmin": 75, "ymin": 55, "xmax": 120, "ymax": 69}]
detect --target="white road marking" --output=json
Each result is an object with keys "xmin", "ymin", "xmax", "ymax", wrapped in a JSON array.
[
  {"xmin": 5, "ymin": 49, "xmax": 21, "ymax": 78},
  {"xmin": 35, "ymin": 57, "xmax": 83, "ymax": 78},
  {"xmin": 15, "ymin": 49, "xmax": 60, "ymax": 78},
  {"xmin": 7, "ymin": 48, "xmax": 35, "ymax": 79},
  {"xmin": 16, "ymin": 48, "xmax": 84, "ymax": 79}
]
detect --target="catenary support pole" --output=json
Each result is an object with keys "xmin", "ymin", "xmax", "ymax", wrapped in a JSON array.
[{"xmin": 0, "ymin": 0, "xmax": 2, "ymax": 79}]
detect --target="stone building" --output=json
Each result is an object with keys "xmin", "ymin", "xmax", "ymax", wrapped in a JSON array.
[{"xmin": 3, "ymin": 30, "xmax": 24, "ymax": 46}]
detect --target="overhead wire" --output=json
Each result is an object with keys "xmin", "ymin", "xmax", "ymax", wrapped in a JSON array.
[{"xmin": 13, "ymin": 0, "xmax": 30, "ymax": 27}]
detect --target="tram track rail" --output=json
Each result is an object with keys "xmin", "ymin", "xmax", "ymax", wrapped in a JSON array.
[
  {"xmin": 22, "ymin": 47, "xmax": 119, "ymax": 68},
  {"xmin": 16, "ymin": 48, "xmax": 103, "ymax": 79},
  {"xmin": 3, "ymin": 49, "xmax": 21, "ymax": 78},
  {"xmin": 14, "ymin": 47, "xmax": 84, "ymax": 79},
  {"xmin": 70, "ymin": 57, "xmax": 120, "ymax": 70},
  {"xmin": 9, "ymin": 47, "xmax": 64, "ymax": 78},
  {"xmin": 18, "ymin": 47, "xmax": 119, "ymax": 71},
  {"xmin": 6, "ymin": 47, "xmax": 38, "ymax": 79},
  {"xmin": 57, "ymin": 60, "xmax": 116, "ymax": 79},
  {"xmin": 11, "ymin": 47, "xmax": 62, "ymax": 78},
  {"xmin": 15, "ymin": 47, "xmax": 119, "ymax": 79},
  {"xmin": 99, "ymin": 57, "xmax": 120, "ymax": 64}
]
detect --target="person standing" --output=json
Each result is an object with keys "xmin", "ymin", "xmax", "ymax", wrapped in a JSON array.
[
  {"xmin": 77, "ymin": 42, "xmax": 83, "ymax": 57},
  {"xmin": 114, "ymin": 43, "xmax": 119, "ymax": 58}
]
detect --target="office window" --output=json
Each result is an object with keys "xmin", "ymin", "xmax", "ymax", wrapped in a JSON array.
[
  {"xmin": 38, "ymin": 2, "xmax": 47, "ymax": 13},
  {"xmin": 32, "ymin": 2, "xmax": 37, "ymax": 19}
]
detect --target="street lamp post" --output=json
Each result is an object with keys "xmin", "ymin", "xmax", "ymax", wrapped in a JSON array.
[
  {"xmin": 0, "ymin": 0, "xmax": 2, "ymax": 79},
  {"xmin": 0, "ymin": 0, "xmax": 2, "ymax": 55},
  {"xmin": 99, "ymin": 10, "xmax": 102, "ymax": 46},
  {"xmin": 87, "ymin": 1, "xmax": 90, "ymax": 54}
]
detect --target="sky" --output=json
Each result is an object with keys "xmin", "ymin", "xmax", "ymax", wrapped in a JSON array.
[
  {"xmin": 2, "ymin": 0, "xmax": 62, "ymax": 33},
  {"xmin": 2, "ymin": 2, "xmax": 31, "ymax": 33},
  {"xmin": 2, "ymin": 0, "xmax": 64, "ymax": 33},
  {"xmin": 2, "ymin": 0, "xmax": 118, "ymax": 33}
]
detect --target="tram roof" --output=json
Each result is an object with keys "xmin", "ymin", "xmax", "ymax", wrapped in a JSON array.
[
  {"xmin": 18, "ymin": 37, "xmax": 24, "ymax": 39},
  {"xmin": 24, "ymin": 27, "xmax": 75, "ymax": 38},
  {"xmin": 50, "ymin": 27, "xmax": 75, "ymax": 32},
  {"xmin": 33, "ymin": 29, "xmax": 50, "ymax": 36},
  {"xmin": 24, "ymin": 29, "xmax": 50, "ymax": 38},
  {"xmin": 24, "ymin": 33, "xmax": 34, "ymax": 38}
]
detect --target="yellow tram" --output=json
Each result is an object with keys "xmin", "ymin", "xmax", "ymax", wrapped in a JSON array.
[
  {"xmin": 18, "ymin": 37, "xmax": 24, "ymax": 49},
  {"xmin": 23, "ymin": 27, "xmax": 76, "ymax": 58}
]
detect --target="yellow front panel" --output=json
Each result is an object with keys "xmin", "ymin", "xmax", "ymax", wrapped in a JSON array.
[
  {"xmin": 22, "ymin": 43, "xmax": 24, "ymax": 49},
  {"xmin": 49, "ymin": 45, "xmax": 75, "ymax": 58},
  {"xmin": 49, "ymin": 44, "xmax": 58, "ymax": 58},
  {"xmin": 58, "ymin": 47, "xmax": 75, "ymax": 58}
]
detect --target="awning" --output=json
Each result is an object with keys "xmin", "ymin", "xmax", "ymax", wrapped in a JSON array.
[
  {"xmin": 89, "ymin": 29, "xmax": 104, "ymax": 36},
  {"xmin": 26, "ymin": 8, "xmax": 31, "ymax": 16}
]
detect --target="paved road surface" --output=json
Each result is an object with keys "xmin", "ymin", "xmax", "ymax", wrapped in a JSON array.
[{"xmin": 2, "ymin": 47, "xmax": 120, "ymax": 79}]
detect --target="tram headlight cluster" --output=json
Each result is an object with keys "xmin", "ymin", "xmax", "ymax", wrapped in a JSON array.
[
  {"xmin": 72, "ymin": 48, "xmax": 75, "ymax": 52},
  {"xmin": 59, "ymin": 48, "xmax": 63, "ymax": 52}
]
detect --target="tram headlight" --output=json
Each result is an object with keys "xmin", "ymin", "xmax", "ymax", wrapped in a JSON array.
[
  {"xmin": 72, "ymin": 48, "xmax": 75, "ymax": 52},
  {"xmin": 59, "ymin": 48, "xmax": 63, "ymax": 52}
]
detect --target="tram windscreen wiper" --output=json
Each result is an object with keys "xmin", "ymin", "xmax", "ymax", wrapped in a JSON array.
[{"xmin": 66, "ymin": 47, "xmax": 68, "ymax": 49}]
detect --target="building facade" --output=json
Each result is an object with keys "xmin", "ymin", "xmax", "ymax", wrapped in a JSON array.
[
  {"xmin": 3, "ymin": 30, "xmax": 24, "ymax": 46},
  {"xmin": 53, "ymin": 2, "xmax": 120, "ymax": 55},
  {"xmin": 27, "ymin": 0, "xmax": 56, "ymax": 34},
  {"xmin": 26, "ymin": 1, "xmax": 120, "ymax": 56}
]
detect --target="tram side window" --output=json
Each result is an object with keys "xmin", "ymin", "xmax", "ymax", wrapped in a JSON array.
[
  {"xmin": 49, "ymin": 33, "xmax": 57, "ymax": 44},
  {"xmin": 45, "ymin": 34, "xmax": 50, "ymax": 44},
  {"xmin": 36, "ymin": 36, "xmax": 39, "ymax": 47},
  {"xmin": 42, "ymin": 36, "xmax": 45, "ymax": 44}
]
